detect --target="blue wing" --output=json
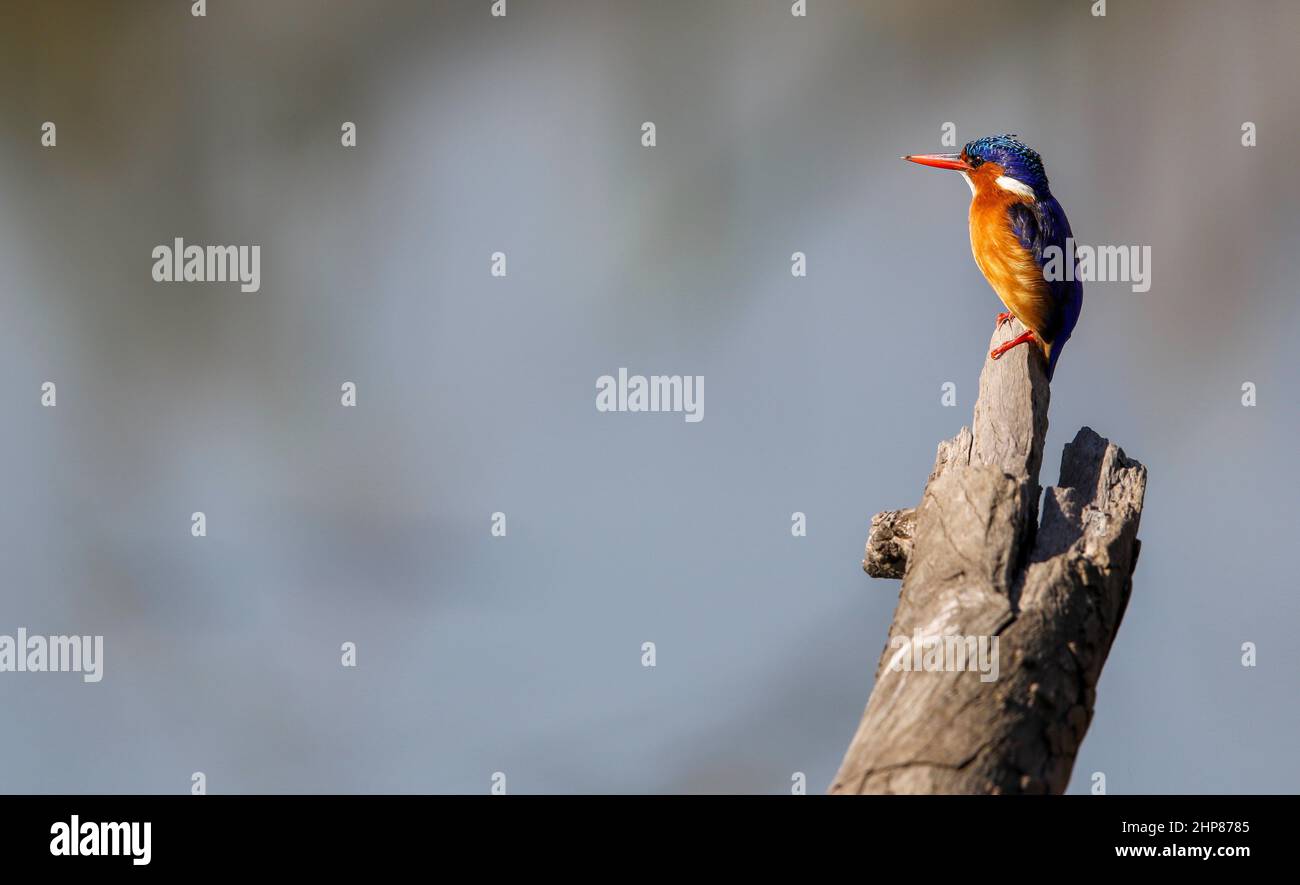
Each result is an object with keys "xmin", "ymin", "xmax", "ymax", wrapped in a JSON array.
[{"xmin": 1007, "ymin": 195, "xmax": 1082, "ymax": 379}]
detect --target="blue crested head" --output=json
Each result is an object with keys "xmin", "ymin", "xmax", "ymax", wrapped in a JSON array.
[{"xmin": 962, "ymin": 134, "xmax": 1050, "ymax": 195}]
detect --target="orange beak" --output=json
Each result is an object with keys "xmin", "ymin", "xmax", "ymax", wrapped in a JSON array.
[{"xmin": 902, "ymin": 152, "xmax": 973, "ymax": 172}]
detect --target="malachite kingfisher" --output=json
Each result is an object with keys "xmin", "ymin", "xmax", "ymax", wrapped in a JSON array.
[{"xmin": 903, "ymin": 135, "xmax": 1081, "ymax": 381}]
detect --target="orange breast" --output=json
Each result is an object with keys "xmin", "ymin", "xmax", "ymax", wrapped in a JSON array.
[{"xmin": 968, "ymin": 178, "xmax": 1053, "ymax": 341}]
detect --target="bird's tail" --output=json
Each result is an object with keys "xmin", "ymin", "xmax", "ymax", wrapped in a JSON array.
[{"xmin": 1045, "ymin": 336, "xmax": 1067, "ymax": 381}]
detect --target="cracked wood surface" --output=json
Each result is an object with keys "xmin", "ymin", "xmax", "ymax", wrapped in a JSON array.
[{"xmin": 832, "ymin": 320, "xmax": 1147, "ymax": 795}]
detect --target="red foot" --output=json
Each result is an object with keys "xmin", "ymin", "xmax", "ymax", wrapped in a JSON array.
[
  {"xmin": 990, "ymin": 329, "xmax": 1036, "ymax": 360},
  {"xmin": 995, "ymin": 311, "xmax": 1014, "ymax": 329}
]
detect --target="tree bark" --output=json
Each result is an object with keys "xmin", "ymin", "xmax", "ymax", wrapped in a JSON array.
[{"xmin": 832, "ymin": 320, "xmax": 1147, "ymax": 795}]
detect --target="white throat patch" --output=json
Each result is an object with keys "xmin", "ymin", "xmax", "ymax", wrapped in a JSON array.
[{"xmin": 995, "ymin": 175, "xmax": 1036, "ymax": 200}]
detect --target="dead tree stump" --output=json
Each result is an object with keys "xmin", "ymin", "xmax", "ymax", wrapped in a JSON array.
[{"xmin": 830, "ymin": 320, "xmax": 1148, "ymax": 795}]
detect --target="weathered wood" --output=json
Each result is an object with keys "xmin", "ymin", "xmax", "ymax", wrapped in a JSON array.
[
  {"xmin": 831, "ymin": 320, "xmax": 1147, "ymax": 795},
  {"xmin": 863, "ymin": 508, "xmax": 915, "ymax": 579}
]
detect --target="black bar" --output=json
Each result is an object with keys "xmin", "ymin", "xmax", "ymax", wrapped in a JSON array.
[{"xmin": 3, "ymin": 795, "xmax": 1283, "ymax": 869}]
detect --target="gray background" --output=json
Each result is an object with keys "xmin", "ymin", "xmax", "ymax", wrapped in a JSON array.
[{"xmin": 1, "ymin": 0, "xmax": 1297, "ymax": 793}]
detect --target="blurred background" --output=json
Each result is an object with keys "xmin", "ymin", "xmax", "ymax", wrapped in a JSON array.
[{"xmin": 0, "ymin": 0, "xmax": 1297, "ymax": 793}]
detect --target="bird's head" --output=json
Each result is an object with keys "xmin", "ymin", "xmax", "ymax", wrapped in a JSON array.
[{"xmin": 903, "ymin": 134, "xmax": 1050, "ymax": 200}]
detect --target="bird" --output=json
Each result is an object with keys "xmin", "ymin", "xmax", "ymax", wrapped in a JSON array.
[{"xmin": 902, "ymin": 134, "xmax": 1081, "ymax": 381}]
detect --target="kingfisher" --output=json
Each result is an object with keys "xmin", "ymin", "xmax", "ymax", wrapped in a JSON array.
[{"xmin": 903, "ymin": 135, "xmax": 1081, "ymax": 380}]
